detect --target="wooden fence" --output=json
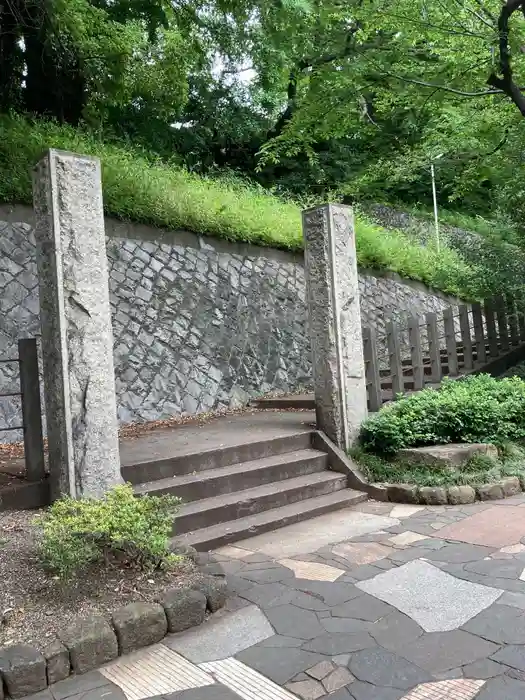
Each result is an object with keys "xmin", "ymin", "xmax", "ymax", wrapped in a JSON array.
[
  {"xmin": 363, "ymin": 294, "xmax": 525, "ymax": 412},
  {"xmin": 0, "ymin": 338, "xmax": 45, "ymax": 480}
]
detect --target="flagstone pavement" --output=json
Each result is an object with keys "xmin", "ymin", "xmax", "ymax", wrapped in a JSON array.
[{"xmin": 25, "ymin": 494, "xmax": 525, "ymax": 700}]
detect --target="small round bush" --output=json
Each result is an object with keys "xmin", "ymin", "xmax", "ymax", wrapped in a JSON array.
[
  {"xmin": 360, "ymin": 374, "xmax": 525, "ymax": 453},
  {"xmin": 36, "ymin": 483, "xmax": 181, "ymax": 579}
]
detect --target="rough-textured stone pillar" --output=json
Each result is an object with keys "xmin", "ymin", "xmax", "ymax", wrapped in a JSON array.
[
  {"xmin": 33, "ymin": 150, "xmax": 121, "ymax": 500},
  {"xmin": 302, "ymin": 204, "xmax": 367, "ymax": 449}
]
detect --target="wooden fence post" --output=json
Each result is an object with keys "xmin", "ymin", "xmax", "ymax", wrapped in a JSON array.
[
  {"xmin": 517, "ymin": 292, "xmax": 525, "ymax": 342},
  {"xmin": 443, "ymin": 307, "xmax": 459, "ymax": 376},
  {"xmin": 386, "ymin": 320, "xmax": 404, "ymax": 397},
  {"xmin": 18, "ymin": 338, "xmax": 45, "ymax": 482},
  {"xmin": 426, "ymin": 312, "xmax": 442, "ymax": 383},
  {"xmin": 494, "ymin": 295, "xmax": 509, "ymax": 353},
  {"xmin": 507, "ymin": 293, "xmax": 520, "ymax": 347},
  {"xmin": 362, "ymin": 327, "xmax": 382, "ymax": 412},
  {"xmin": 471, "ymin": 302, "xmax": 486, "ymax": 364},
  {"xmin": 458, "ymin": 305, "xmax": 473, "ymax": 370},
  {"xmin": 484, "ymin": 299, "xmax": 499, "ymax": 358},
  {"xmin": 408, "ymin": 316, "xmax": 424, "ymax": 391}
]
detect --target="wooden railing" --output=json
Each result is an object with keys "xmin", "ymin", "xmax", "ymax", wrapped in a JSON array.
[
  {"xmin": 362, "ymin": 294, "xmax": 525, "ymax": 412},
  {"xmin": 0, "ymin": 338, "xmax": 45, "ymax": 480}
]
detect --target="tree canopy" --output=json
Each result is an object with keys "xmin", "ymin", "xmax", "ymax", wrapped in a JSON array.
[{"xmin": 3, "ymin": 0, "xmax": 525, "ymax": 224}]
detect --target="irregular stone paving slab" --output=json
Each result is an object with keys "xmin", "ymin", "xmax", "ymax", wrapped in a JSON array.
[
  {"xmin": 278, "ymin": 559, "xmax": 344, "ymax": 582},
  {"xmin": 240, "ymin": 582, "xmax": 296, "ymax": 609},
  {"xmin": 164, "ymin": 605, "xmax": 274, "ymax": 663},
  {"xmin": 285, "ymin": 679, "xmax": 325, "ymax": 699},
  {"xmin": 100, "ymin": 645, "xmax": 214, "ymax": 700},
  {"xmin": 437, "ymin": 506, "xmax": 525, "ymax": 548},
  {"xmin": 500, "ymin": 591, "xmax": 525, "ymax": 610},
  {"xmin": 349, "ymin": 648, "xmax": 432, "ymax": 690},
  {"xmin": 423, "ymin": 543, "xmax": 495, "ymax": 563},
  {"xmin": 399, "ymin": 679, "xmax": 484, "ymax": 700},
  {"xmin": 235, "ymin": 646, "xmax": 324, "ymax": 685},
  {"xmin": 399, "ymin": 630, "xmax": 498, "ymax": 673},
  {"xmin": 305, "ymin": 660, "xmax": 335, "ymax": 680},
  {"xmin": 331, "ymin": 542, "xmax": 393, "ymax": 565},
  {"xmin": 345, "ymin": 681, "xmax": 405, "ymax": 700},
  {"xmin": 389, "ymin": 505, "xmax": 426, "ymax": 519},
  {"xmin": 166, "ymin": 687, "xmax": 242, "ymax": 700},
  {"xmin": 465, "ymin": 559, "xmax": 525, "ymax": 580},
  {"xmin": 474, "ymin": 675, "xmax": 525, "ymax": 700},
  {"xmin": 356, "ymin": 559, "xmax": 502, "ymax": 632},
  {"xmin": 462, "ymin": 658, "xmax": 508, "ymax": 679},
  {"xmin": 500, "ymin": 544, "xmax": 525, "ymax": 554},
  {"xmin": 462, "ymin": 604, "xmax": 525, "ymax": 644},
  {"xmin": 331, "ymin": 593, "xmax": 394, "ymax": 621},
  {"xmin": 302, "ymin": 632, "xmax": 376, "ymax": 655},
  {"xmin": 368, "ymin": 612, "xmax": 424, "ymax": 651},
  {"xmin": 286, "ymin": 579, "xmax": 363, "ymax": 606},
  {"xmin": 388, "ymin": 532, "xmax": 429, "ymax": 548},
  {"xmin": 50, "ymin": 670, "xmax": 111, "ymax": 700},
  {"xmin": 491, "ymin": 645, "xmax": 525, "ymax": 671},
  {"xmin": 201, "ymin": 658, "xmax": 298, "ymax": 700},
  {"xmin": 265, "ymin": 605, "xmax": 324, "ymax": 640},
  {"xmin": 234, "ymin": 511, "xmax": 400, "ymax": 558},
  {"xmin": 322, "ymin": 666, "xmax": 355, "ymax": 693}
]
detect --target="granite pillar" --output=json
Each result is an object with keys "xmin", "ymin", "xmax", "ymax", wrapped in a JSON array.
[
  {"xmin": 32, "ymin": 150, "xmax": 121, "ymax": 499},
  {"xmin": 302, "ymin": 204, "xmax": 367, "ymax": 449}
]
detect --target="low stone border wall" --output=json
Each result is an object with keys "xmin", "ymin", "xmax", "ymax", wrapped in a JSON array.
[
  {"xmin": 0, "ymin": 549, "xmax": 228, "ymax": 699},
  {"xmin": 373, "ymin": 475, "xmax": 524, "ymax": 505}
]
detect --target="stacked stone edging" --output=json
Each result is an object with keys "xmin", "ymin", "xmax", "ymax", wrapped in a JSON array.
[
  {"xmin": 0, "ymin": 550, "xmax": 227, "ymax": 699},
  {"xmin": 372, "ymin": 476, "xmax": 524, "ymax": 505}
]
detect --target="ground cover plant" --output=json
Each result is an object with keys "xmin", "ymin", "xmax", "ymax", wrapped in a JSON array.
[
  {"xmin": 0, "ymin": 114, "xmax": 479, "ymax": 299},
  {"xmin": 352, "ymin": 443, "xmax": 525, "ymax": 488}
]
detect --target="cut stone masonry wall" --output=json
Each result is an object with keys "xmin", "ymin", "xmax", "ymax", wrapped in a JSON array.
[{"xmin": 0, "ymin": 207, "xmax": 462, "ymax": 440}]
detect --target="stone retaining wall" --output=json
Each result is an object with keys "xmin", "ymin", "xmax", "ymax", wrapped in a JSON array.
[{"xmin": 0, "ymin": 206, "xmax": 462, "ymax": 439}]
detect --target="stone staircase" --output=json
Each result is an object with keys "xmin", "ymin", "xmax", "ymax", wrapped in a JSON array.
[{"xmin": 122, "ymin": 419, "xmax": 367, "ymax": 551}]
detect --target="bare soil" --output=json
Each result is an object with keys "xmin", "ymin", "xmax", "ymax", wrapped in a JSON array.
[{"xmin": 0, "ymin": 509, "xmax": 202, "ymax": 651}]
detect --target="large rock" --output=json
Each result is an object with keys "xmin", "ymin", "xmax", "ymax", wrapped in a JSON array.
[
  {"xmin": 419, "ymin": 487, "xmax": 448, "ymax": 505},
  {"xmin": 112, "ymin": 602, "xmax": 167, "ymax": 655},
  {"xmin": 477, "ymin": 483, "xmax": 504, "ymax": 501},
  {"xmin": 396, "ymin": 444, "xmax": 498, "ymax": 471},
  {"xmin": 58, "ymin": 615, "xmax": 118, "ymax": 674},
  {"xmin": 159, "ymin": 588, "xmax": 207, "ymax": 633},
  {"xmin": 447, "ymin": 485, "xmax": 476, "ymax": 505},
  {"xmin": 194, "ymin": 575, "xmax": 229, "ymax": 613},
  {"xmin": 387, "ymin": 484, "xmax": 419, "ymax": 503},
  {"xmin": 0, "ymin": 644, "xmax": 47, "ymax": 698},
  {"xmin": 43, "ymin": 640, "xmax": 70, "ymax": 684},
  {"xmin": 500, "ymin": 477, "xmax": 521, "ymax": 498}
]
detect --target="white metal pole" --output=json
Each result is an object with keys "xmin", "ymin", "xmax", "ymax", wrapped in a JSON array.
[{"xmin": 431, "ymin": 162, "xmax": 440, "ymax": 253}]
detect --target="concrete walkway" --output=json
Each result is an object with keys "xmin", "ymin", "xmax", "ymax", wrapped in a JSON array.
[{"xmin": 29, "ymin": 494, "xmax": 525, "ymax": 700}]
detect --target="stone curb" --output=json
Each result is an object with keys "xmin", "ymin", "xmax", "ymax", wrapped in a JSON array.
[
  {"xmin": 0, "ymin": 549, "xmax": 228, "ymax": 699},
  {"xmin": 376, "ymin": 476, "xmax": 524, "ymax": 505}
]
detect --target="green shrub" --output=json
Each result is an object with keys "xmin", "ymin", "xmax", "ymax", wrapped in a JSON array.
[
  {"xmin": 36, "ymin": 484, "xmax": 181, "ymax": 579},
  {"xmin": 360, "ymin": 374, "xmax": 525, "ymax": 453}
]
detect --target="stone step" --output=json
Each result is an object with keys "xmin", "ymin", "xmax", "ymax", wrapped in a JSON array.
[
  {"xmin": 174, "ymin": 489, "xmax": 368, "ymax": 551},
  {"xmin": 250, "ymin": 395, "xmax": 315, "ymax": 410},
  {"xmin": 122, "ymin": 431, "xmax": 313, "ymax": 484},
  {"xmin": 174, "ymin": 470, "xmax": 348, "ymax": 534},
  {"xmin": 134, "ymin": 448, "xmax": 328, "ymax": 502}
]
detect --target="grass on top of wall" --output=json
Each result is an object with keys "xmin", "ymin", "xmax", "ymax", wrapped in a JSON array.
[{"xmin": 0, "ymin": 113, "xmax": 479, "ymax": 299}]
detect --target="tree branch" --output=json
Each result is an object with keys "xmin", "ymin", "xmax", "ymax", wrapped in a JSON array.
[
  {"xmin": 387, "ymin": 72, "xmax": 505, "ymax": 96},
  {"xmin": 487, "ymin": 0, "xmax": 525, "ymax": 117}
]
